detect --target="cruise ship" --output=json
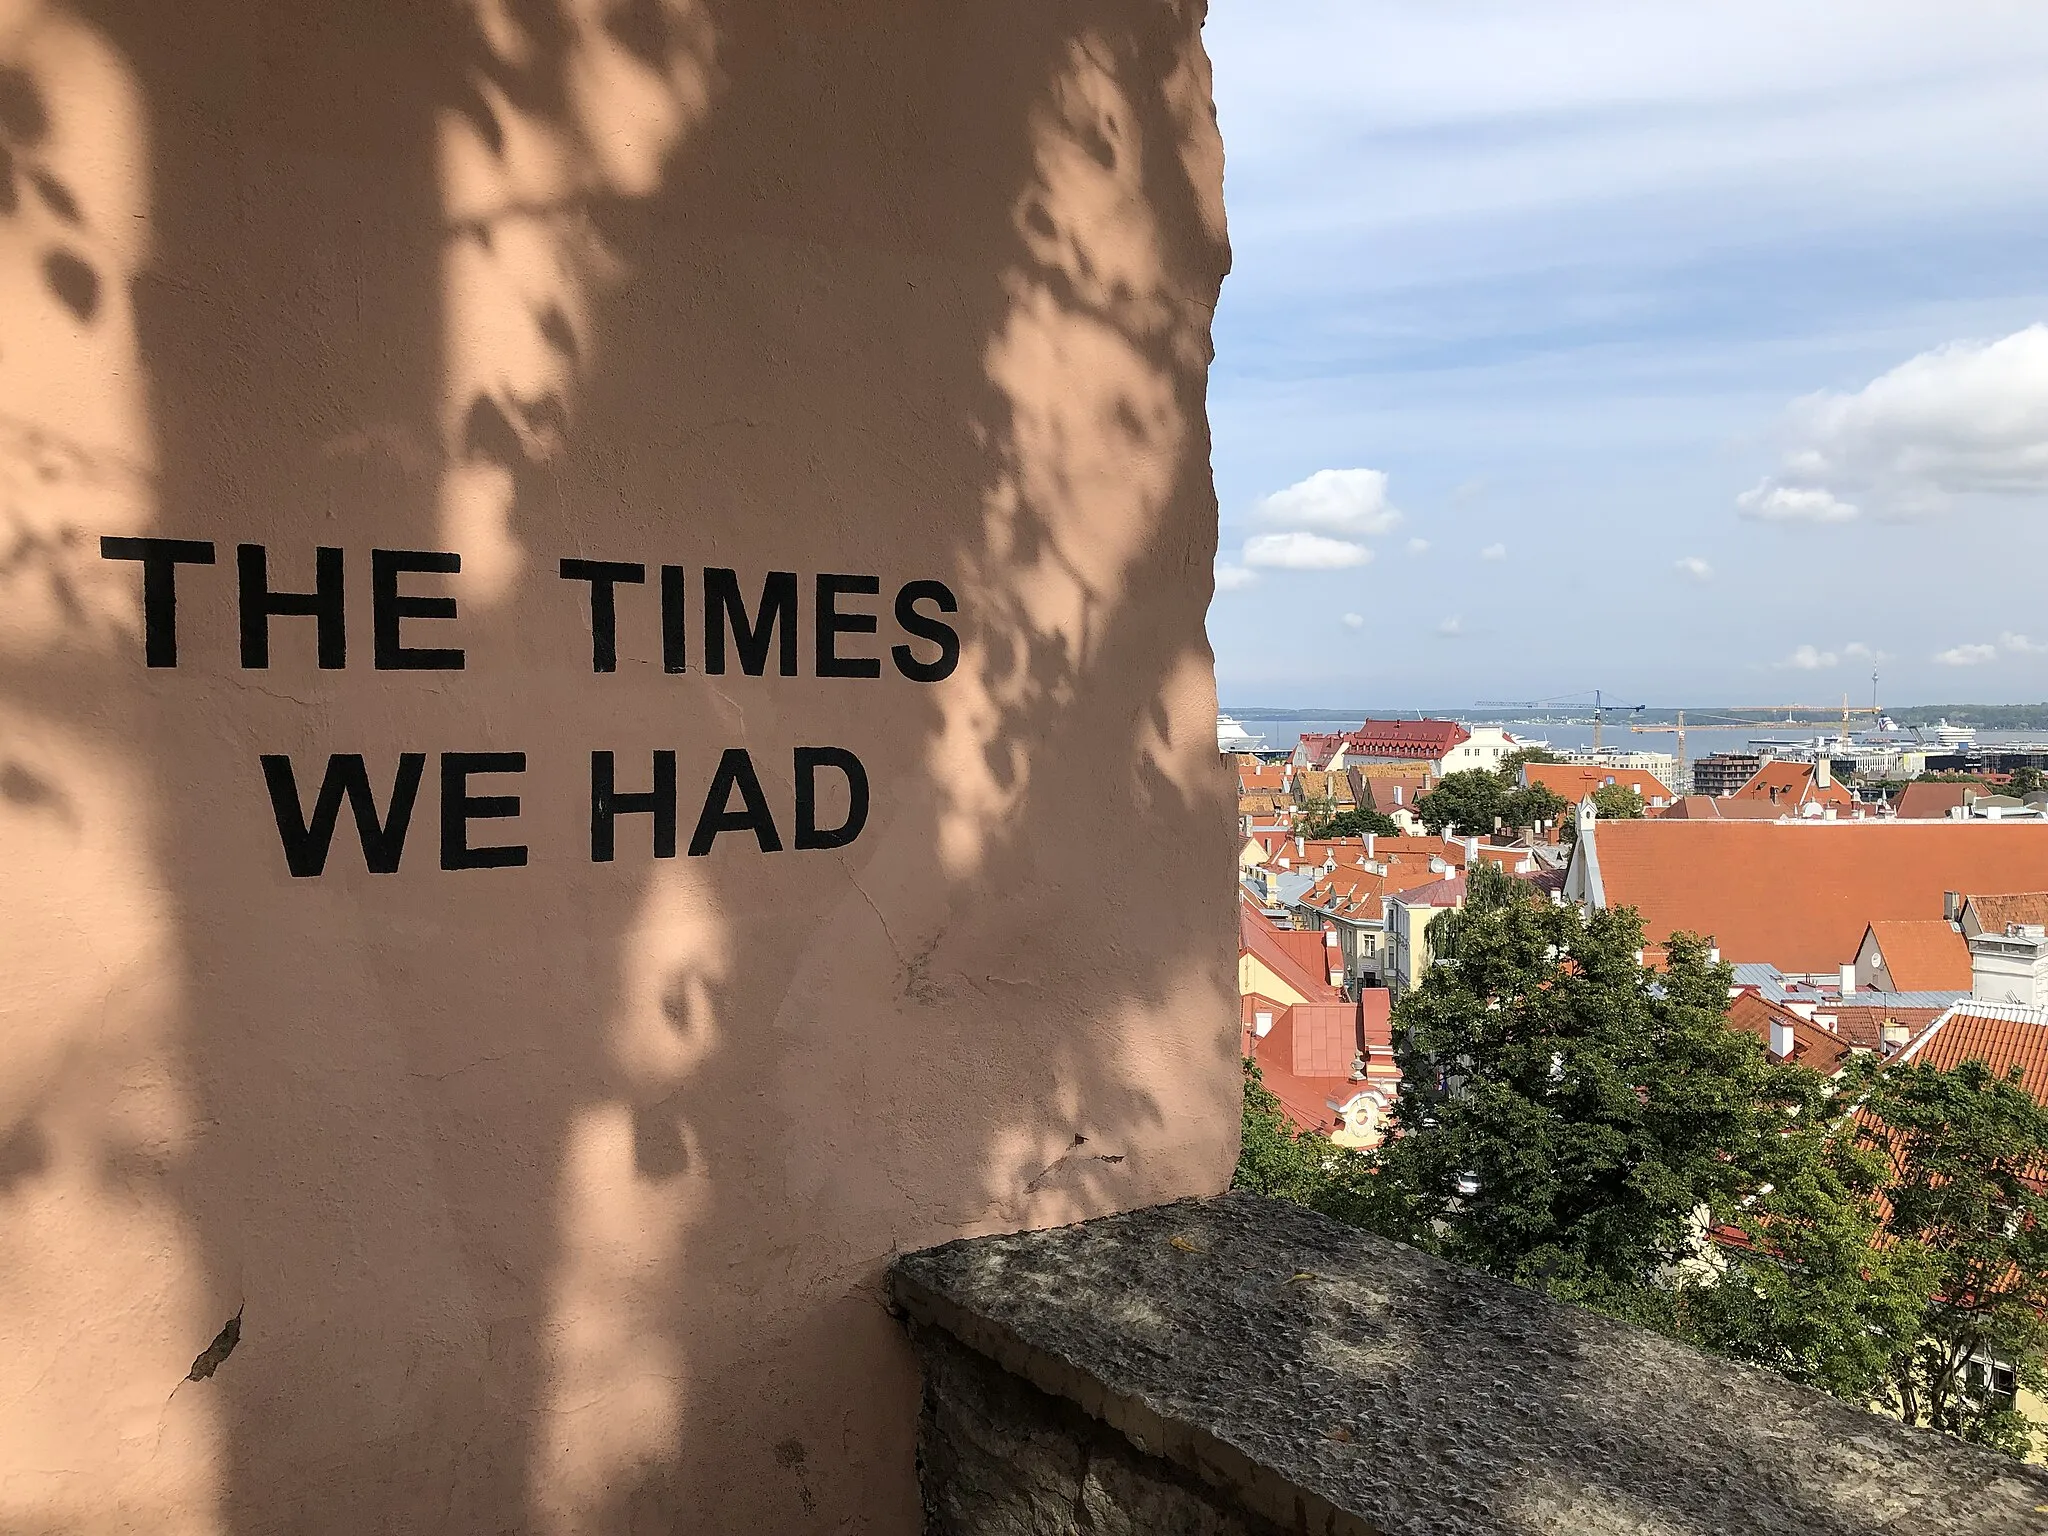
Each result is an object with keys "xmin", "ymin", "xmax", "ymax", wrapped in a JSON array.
[{"xmin": 1217, "ymin": 713, "xmax": 1266, "ymax": 753}]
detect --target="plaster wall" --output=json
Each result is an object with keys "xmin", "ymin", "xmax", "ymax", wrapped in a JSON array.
[{"xmin": 0, "ymin": 2, "xmax": 1237, "ymax": 1530}]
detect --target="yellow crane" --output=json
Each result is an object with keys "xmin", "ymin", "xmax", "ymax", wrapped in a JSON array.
[{"xmin": 1629, "ymin": 697, "xmax": 1882, "ymax": 792}]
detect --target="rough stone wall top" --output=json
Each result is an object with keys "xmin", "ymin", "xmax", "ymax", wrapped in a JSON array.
[{"xmin": 891, "ymin": 1193, "xmax": 2048, "ymax": 1535}]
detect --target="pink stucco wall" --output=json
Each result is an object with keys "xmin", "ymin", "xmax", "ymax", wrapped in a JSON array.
[{"xmin": 0, "ymin": 1, "xmax": 1237, "ymax": 1529}]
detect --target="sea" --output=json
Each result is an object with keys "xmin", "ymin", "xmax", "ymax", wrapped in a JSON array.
[{"xmin": 1223, "ymin": 713, "xmax": 2048, "ymax": 760}]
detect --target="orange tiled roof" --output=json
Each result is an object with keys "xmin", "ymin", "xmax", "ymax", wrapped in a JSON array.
[
  {"xmin": 1729, "ymin": 761, "xmax": 1856, "ymax": 810},
  {"xmin": 1864, "ymin": 919, "xmax": 1972, "ymax": 992},
  {"xmin": 1658, "ymin": 795, "xmax": 1720, "ymax": 819},
  {"xmin": 1658, "ymin": 794, "xmax": 1817, "ymax": 820},
  {"xmin": 1969, "ymin": 891, "xmax": 2048, "ymax": 933},
  {"xmin": 1830, "ymin": 1004, "xmax": 1945, "ymax": 1052},
  {"xmin": 1291, "ymin": 770, "xmax": 1356, "ymax": 805},
  {"xmin": 1897, "ymin": 1004, "xmax": 2048, "ymax": 1105},
  {"xmin": 1249, "ymin": 991, "xmax": 1396, "ymax": 1137},
  {"xmin": 1298, "ymin": 870, "xmax": 1387, "ymax": 922},
  {"xmin": 1238, "ymin": 899, "xmax": 1340, "ymax": 1004},
  {"xmin": 1523, "ymin": 763, "xmax": 1672, "ymax": 806},
  {"xmin": 1369, "ymin": 836, "xmax": 1468, "ymax": 863},
  {"xmin": 1352, "ymin": 770, "xmax": 1433, "ymax": 814},
  {"xmin": 1896, "ymin": 782, "xmax": 1974, "ymax": 820},
  {"xmin": 1584, "ymin": 820, "xmax": 2048, "ymax": 974},
  {"xmin": 1238, "ymin": 764, "xmax": 1290, "ymax": 795},
  {"xmin": 1728, "ymin": 991, "xmax": 1851, "ymax": 1076},
  {"xmin": 1271, "ymin": 927, "xmax": 1337, "ymax": 980}
]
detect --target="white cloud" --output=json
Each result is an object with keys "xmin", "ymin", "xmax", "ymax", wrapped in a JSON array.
[
  {"xmin": 1479, "ymin": 542, "xmax": 1507, "ymax": 561},
  {"xmin": 1241, "ymin": 531, "xmax": 1373, "ymax": 570},
  {"xmin": 1256, "ymin": 468, "xmax": 1402, "ymax": 537},
  {"xmin": 1341, "ymin": 612, "xmax": 1365, "ymax": 629},
  {"xmin": 1405, "ymin": 537, "xmax": 1430, "ymax": 556},
  {"xmin": 1934, "ymin": 643, "xmax": 1999, "ymax": 666},
  {"xmin": 1437, "ymin": 615, "xmax": 1464, "ymax": 637},
  {"xmin": 1842, "ymin": 641, "xmax": 1887, "ymax": 661},
  {"xmin": 1749, "ymin": 324, "xmax": 2048, "ymax": 520},
  {"xmin": 1674, "ymin": 555, "xmax": 1713, "ymax": 581},
  {"xmin": 1736, "ymin": 483, "xmax": 1858, "ymax": 523},
  {"xmin": 1213, "ymin": 561, "xmax": 1258, "ymax": 592},
  {"xmin": 2002, "ymin": 631, "xmax": 2048, "ymax": 655},
  {"xmin": 1773, "ymin": 644, "xmax": 1838, "ymax": 670}
]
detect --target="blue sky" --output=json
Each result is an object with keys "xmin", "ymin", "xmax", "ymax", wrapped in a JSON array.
[{"xmin": 1202, "ymin": 3, "xmax": 2048, "ymax": 708}]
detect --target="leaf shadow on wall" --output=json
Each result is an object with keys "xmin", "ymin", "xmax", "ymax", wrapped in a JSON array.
[{"xmin": 5, "ymin": 0, "xmax": 1239, "ymax": 1531}]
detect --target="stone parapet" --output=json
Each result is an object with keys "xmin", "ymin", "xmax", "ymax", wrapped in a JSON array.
[{"xmin": 890, "ymin": 1193, "xmax": 2048, "ymax": 1535}]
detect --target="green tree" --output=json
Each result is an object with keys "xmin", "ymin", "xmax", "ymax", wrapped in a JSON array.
[
  {"xmin": 1292, "ymin": 792, "xmax": 1337, "ymax": 836},
  {"xmin": 1498, "ymin": 745, "xmax": 1560, "ymax": 779},
  {"xmin": 1348, "ymin": 865, "xmax": 1815, "ymax": 1309},
  {"xmin": 1295, "ymin": 792, "xmax": 1399, "ymax": 839},
  {"xmin": 1676, "ymin": 1056, "xmax": 1933, "ymax": 1405},
  {"xmin": 1415, "ymin": 769, "xmax": 1507, "ymax": 837},
  {"xmin": 1233, "ymin": 1058, "xmax": 1353, "ymax": 1204},
  {"xmin": 1855, "ymin": 1060, "xmax": 2048, "ymax": 1454},
  {"xmin": 2008, "ymin": 766, "xmax": 2046, "ymax": 797},
  {"xmin": 1501, "ymin": 781, "xmax": 1569, "ymax": 835},
  {"xmin": 1590, "ymin": 782, "xmax": 1646, "ymax": 820},
  {"xmin": 1318, "ymin": 806, "xmax": 1401, "ymax": 838}
]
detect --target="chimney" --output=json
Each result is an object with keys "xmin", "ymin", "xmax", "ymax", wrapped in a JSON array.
[
  {"xmin": 1769, "ymin": 1017, "xmax": 1795, "ymax": 1059},
  {"xmin": 1944, "ymin": 891, "xmax": 1964, "ymax": 923},
  {"xmin": 1838, "ymin": 963, "xmax": 1856, "ymax": 997},
  {"xmin": 1296, "ymin": 836, "xmax": 1305, "ymax": 856},
  {"xmin": 1365, "ymin": 832, "xmax": 1376, "ymax": 858},
  {"xmin": 1880, "ymin": 1018, "xmax": 1911, "ymax": 1053},
  {"xmin": 1392, "ymin": 785, "xmax": 1404, "ymax": 806},
  {"xmin": 1815, "ymin": 757, "xmax": 1831, "ymax": 789},
  {"xmin": 1970, "ymin": 925, "xmax": 2048, "ymax": 1009}
]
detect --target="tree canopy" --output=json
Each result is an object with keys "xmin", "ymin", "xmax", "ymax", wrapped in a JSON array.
[
  {"xmin": 1415, "ymin": 761, "xmax": 1567, "ymax": 838},
  {"xmin": 1337, "ymin": 864, "xmax": 1811, "ymax": 1305},
  {"xmin": 1233, "ymin": 862, "xmax": 2048, "ymax": 1456},
  {"xmin": 1297, "ymin": 795, "xmax": 1399, "ymax": 839},
  {"xmin": 1415, "ymin": 769, "xmax": 1508, "ymax": 837}
]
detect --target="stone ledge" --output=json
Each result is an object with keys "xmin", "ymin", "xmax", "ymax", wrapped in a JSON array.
[{"xmin": 890, "ymin": 1192, "xmax": 2048, "ymax": 1535}]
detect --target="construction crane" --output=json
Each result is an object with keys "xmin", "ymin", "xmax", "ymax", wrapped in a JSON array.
[
  {"xmin": 1474, "ymin": 689, "xmax": 1644, "ymax": 753},
  {"xmin": 1629, "ymin": 696, "xmax": 1883, "ymax": 791}
]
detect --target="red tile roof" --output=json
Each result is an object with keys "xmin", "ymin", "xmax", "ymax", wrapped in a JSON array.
[
  {"xmin": 1658, "ymin": 795, "xmax": 1721, "ymax": 820},
  {"xmin": 1294, "ymin": 733, "xmax": 1350, "ymax": 771},
  {"xmin": 1391, "ymin": 872, "xmax": 1467, "ymax": 909},
  {"xmin": 1239, "ymin": 900, "xmax": 1340, "ymax": 1003},
  {"xmin": 1297, "ymin": 870, "xmax": 1387, "ymax": 923},
  {"xmin": 1896, "ymin": 1004, "xmax": 2048, "ymax": 1105},
  {"xmin": 1895, "ymin": 782, "xmax": 1973, "ymax": 821},
  {"xmin": 1238, "ymin": 763, "xmax": 1290, "ymax": 795},
  {"xmin": 1968, "ymin": 891, "xmax": 2048, "ymax": 934},
  {"xmin": 1271, "ymin": 927, "xmax": 1336, "ymax": 980},
  {"xmin": 1829, "ymin": 1004, "xmax": 1945, "ymax": 1052},
  {"xmin": 1729, "ymin": 761, "xmax": 1856, "ymax": 811},
  {"xmin": 1583, "ymin": 820, "xmax": 2048, "ymax": 974},
  {"xmin": 1863, "ymin": 919, "xmax": 1972, "ymax": 992},
  {"xmin": 1727, "ymin": 991, "xmax": 1851, "ymax": 1076},
  {"xmin": 1289, "ymin": 1002, "xmax": 1361, "ymax": 1077},
  {"xmin": 1248, "ymin": 990, "xmax": 1397, "ymax": 1137},
  {"xmin": 1522, "ymin": 763, "xmax": 1672, "ymax": 806},
  {"xmin": 1342, "ymin": 719, "xmax": 1471, "ymax": 758},
  {"xmin": 1351, "ymin": 768, "xmax": 1433, "ymax": 812}
]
